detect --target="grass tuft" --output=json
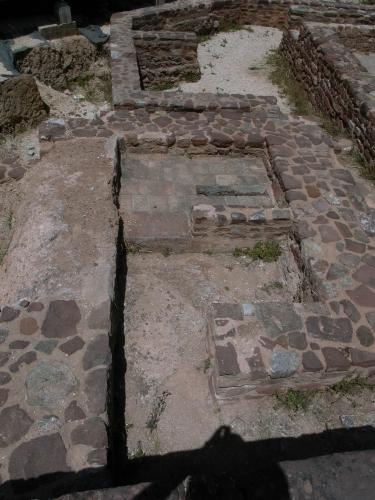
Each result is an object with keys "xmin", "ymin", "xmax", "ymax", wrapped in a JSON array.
[
  {"xmin": 266, "ymin": 49, "xmax": 348, "ymax": 139},
  {"xmin": 266, "ymin": 49, "xmax": 314, "ymax": 116},
  {"xmin": 126, "ymin": 242, "xmax": 141, "ymax": 254},
  {"xmin": 276, "ymin": 388, "xmax": 318, "ymax": 412},
  {"xmin": 261, "ymin": 281, "xmax": 284, "ymax": 294},
  {"xmin": 233, "ymin": 241, "xmax": 282, "ymax": 262},
  {"xmin": 331, "ymin": 375, "xmax": 375, "ymax": 396},
  {"xmin": 150, "ymin": 80, "xmax": 175, "ymax": 91},
  {"xmin": 130, "ymin": 441, "xmax": 145, "ymax": 460},
  {"xmin": 318, "ymin": 114, "xmax": 342, "ymax": 137},
  {"xmin": 182, "ymin": 71, "xmax": 200, "ymax": 83},
  {"xmin": 5, "ymin": 211, "xmax": 13, "ymax": 230},
  {"xmin": 276, "ymin": 376, "xmax": 375, "ymax": 414},
  {"xmin": 217, "ymin": 18, "xmax": 241, "ymax": 32},
  {"xmin": 70, "ymin": 73, "xmax": 112, "ymax": 104},
  {"xmin": 146, "ymin": 391, "xmax": 171, "ymax": 433},
  {"xmin": 161, "ymin": 247, "xmax": 171, "ymax": 257},
  {"xmin": 349, "ymin": 146, "xmax": 375, "ymax": 181},
  {"xmin": 203, "ymin": 358, "xmax": 212, "ymax": 373},
  {"xmin": 0, "ymin": 247, "xmax": 6, "ymax": 265},
  {"xmin": 198, "ymin": 34, "xmax": 211, "ymax": 43}
]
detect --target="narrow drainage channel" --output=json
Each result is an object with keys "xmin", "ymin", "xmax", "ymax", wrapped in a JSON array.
[{"xmin": 108, "ymin": 139, "xmax": 128, "ymax": 481}]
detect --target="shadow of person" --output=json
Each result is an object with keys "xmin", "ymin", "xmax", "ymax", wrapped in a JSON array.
[{"xmin": 131, "ymin": 426, "xmax": 290, "ymax": 500}]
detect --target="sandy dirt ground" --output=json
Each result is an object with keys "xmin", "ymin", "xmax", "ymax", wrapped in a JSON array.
[{"xmin": 177, "ymin": 26, "xmax": 291, "ymax": 112}]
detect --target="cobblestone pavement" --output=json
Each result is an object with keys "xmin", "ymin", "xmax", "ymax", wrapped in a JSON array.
[{"xmin": 0, "ymin": 299, "xmax": 110, "ymax": 485}]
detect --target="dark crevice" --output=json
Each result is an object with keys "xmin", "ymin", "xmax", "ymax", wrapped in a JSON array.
[
  {"xmin": 108, "ymin": 138, "xmax": 128, "ymax": 479},
  {"xmin": 291, "ymin": 229, "xmax": 320, "ymax": 303},
  {"xmin": 112, "ymin": 139, "xmax": 122, "ymax": 210},
  {"xmin": 108, "ymin": 216, "xmax": 128, "ymax": 478},
  {"xmin": 136, "ymin": 54, "xmax": 146, "ymax": 91}
]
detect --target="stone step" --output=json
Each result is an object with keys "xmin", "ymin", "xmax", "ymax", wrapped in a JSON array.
[
  {"xmin": 122, "ymin": 210, "xmax": 191, "ymax": 251},
  {"xmin": 191, "ymin": 205, "xmax": 293, "ymax": 249}
]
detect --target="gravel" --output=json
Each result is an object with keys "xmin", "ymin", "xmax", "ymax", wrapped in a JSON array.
[
  {"xmin": 37, "ymin": 80, "xmax": 110, "ymax": 121},
  {"xmin": 177, "ymin": 26, "xmax": 291, "ymax": 112}
]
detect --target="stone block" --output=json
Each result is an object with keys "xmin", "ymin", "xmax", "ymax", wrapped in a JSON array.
[
  {"xmin": 38, "ymin": 22, "xmax": 78, "ymax": 40},
  {"xmin": 210, "ymin": 303, "xmax": 306, "ymax": 396},
  {"xmin": 79, "ymin": 25, "xmax": 109, "ymax": 46}
]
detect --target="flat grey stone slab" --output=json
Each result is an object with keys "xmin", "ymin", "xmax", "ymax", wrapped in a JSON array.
[
  {"xmin": 196, "ymin": 184, "xmax": 267, "ymax": 196},
  {"xmin": 79, "ymin": 25, "xmax": 109, "ymax": 45},
  {"xmin": 9, "ymin": 32, "xmax": 46, "ymax": 57},
  {"xmin": 355, "ymin": 52, "xmax": 375, "ymax": 77},
  {"xmin": 0, "ymin": 41, "xmax": 18, "ymax": 77}
]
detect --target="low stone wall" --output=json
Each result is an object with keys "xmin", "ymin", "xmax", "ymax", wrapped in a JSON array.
[
  {"xmin": 131, "ymin": 0, "xmax": 375, "ymax": 33},
  {"xmin": 132, "ymin": 0, "xmax": 289, "ymax": 32},
  {"xmin": 192, "ymin": 205, "xmax": 293, "ymax": 249},
  {"xmin": 209, "ymin": 299, "xmax": 375, "ymax": 398},
  {"xmin": 334, "ymin": 24, "xmax": 375, "ymax": 53},
  {"xmin": 289, "ymin": 3, "xmax": 375, "ymax": 26},
  {"xmin": 114, "ymin": 90, "xmax": 277, "ymax": 111},
  {"xmin": 281, "ymin": 22, "xmax": 375, "ymax": 166},
  {"xmin": 133, "ymin": 31, "xmax": 199, "ymax": 89}
]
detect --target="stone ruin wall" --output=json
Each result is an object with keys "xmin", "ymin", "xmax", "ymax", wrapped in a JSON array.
[
  {"xmin": 132, "ymin": 1, "xmax": 288, "ymax": 32},
  {"xmin": 2, "ymin": 0, "xmax": 375, "ymax": 496},
  {"xmin": 131, "ymin": 0, "xmax": 375, "ymax": 33},
  {"xmin": 2, "ymin": 0, "xmax": 375, "ymax": 132},
  {"xmin": 111, "ymin": 0, "xmax": 375, "ymax": 104},
  {"xmin": 133, "ymin": 31, "xmax": 199, "ymax": 89},
  {"xmin": 336, "ymin": 25, "xmax": 375, "ymax": 52},
  {"xmin": 281, "ymin": 24, "xmax": 375, "ymax": 166}
]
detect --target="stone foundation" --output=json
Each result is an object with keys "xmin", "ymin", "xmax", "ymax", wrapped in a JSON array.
[
  {"xmin": 110, "ymin": 0, "xmax": 375, "ymax": 107},
  {"xmin": 209, "ymin": 300, "xmax": 375, "ymax": 398}
]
